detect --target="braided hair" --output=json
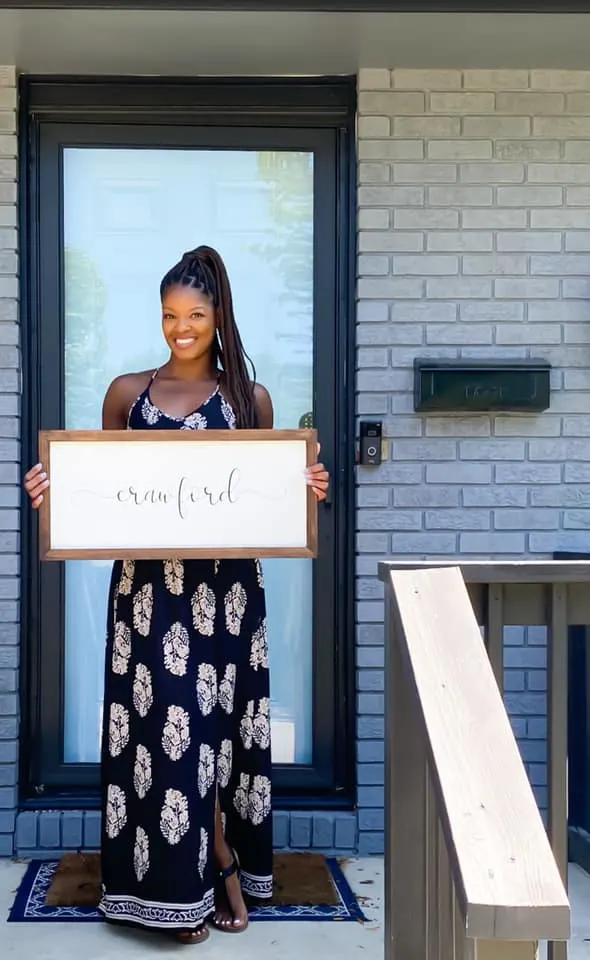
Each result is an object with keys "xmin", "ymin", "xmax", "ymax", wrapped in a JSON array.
[{"xmin": 159, "ymin": 246, "xmax": 258, "ymax": 429}]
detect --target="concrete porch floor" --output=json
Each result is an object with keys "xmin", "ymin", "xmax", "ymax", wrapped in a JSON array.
[{"xmin": 1, "ymin": 857, "xmax": 590, "ymax": 959}]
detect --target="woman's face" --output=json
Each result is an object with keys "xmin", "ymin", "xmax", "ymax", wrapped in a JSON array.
[{"xmin": 161, "ymin": 284, "xmax": 217, "ymax": 363}]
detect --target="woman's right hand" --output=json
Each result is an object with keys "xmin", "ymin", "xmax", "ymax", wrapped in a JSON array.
[{"xmin": 24, "ymin": 463, "xmax": 49, "ymax": 510}]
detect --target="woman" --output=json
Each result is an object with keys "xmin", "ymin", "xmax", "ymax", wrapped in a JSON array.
[{"xmin": 24, "ymin": 245, "xmax": 329, "ymax": 945}]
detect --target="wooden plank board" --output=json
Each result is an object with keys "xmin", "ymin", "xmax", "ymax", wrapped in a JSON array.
[
  {"xmin": 384, "ymin": 566, "xmax": 570, "ymax": 943},
  {"xmin": 379, "ymin": 560, "xmax": 590, "ymax": 585}
]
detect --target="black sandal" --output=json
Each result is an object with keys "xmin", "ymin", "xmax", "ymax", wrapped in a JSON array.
[
  {"xmin": 212, "ymin": 851, "xmax": 249, "ymax": 934},
  {"xmin": 175, "ymin": 925, "xmax": 210, "ymax": 945}
]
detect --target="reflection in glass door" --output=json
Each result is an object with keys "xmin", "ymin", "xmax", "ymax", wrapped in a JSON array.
[{"xmin": 62, "ymin": 148, "xmax": 314, "ymax": 767}]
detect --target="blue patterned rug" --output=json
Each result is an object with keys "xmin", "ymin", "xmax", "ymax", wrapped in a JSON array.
[{"xmin": 8, "ymin": 858, "xmax": 368, "ymax": 923}]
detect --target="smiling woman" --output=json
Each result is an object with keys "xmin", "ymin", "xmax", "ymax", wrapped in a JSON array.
[{"xmin": 24, "ymin": 243, "xmax": 328, "ymax": 943}]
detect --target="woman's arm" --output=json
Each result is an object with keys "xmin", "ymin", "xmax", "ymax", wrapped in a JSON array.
[
  {"xmin": 102, "ymin": 373, "xmax": 151, "ymax": 430},
  {"xmin": 253, "ymin": 383, "xmax": 274, "ymax": 430}
]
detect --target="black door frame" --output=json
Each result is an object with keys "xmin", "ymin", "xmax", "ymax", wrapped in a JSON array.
[{"xmin": 19, "ymin": 76, "xmax": 357, "ymax": 810}]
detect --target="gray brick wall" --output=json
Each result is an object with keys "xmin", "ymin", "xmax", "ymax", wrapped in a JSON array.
[
  {"xmin": 0, "ymin": 65, "xmax": 19, "ymax": 859},
  {"xmin": 356, "ymin": 67, "xmax": 590, "ymax": 854}
]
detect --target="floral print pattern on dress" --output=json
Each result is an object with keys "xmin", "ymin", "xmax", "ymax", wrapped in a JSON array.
[
  {"xmin": 133, "ymin": 663, "xmax": 153, "ymax": 718},
  {"xmin": 112, "ymin": 621, "xmax": 132, "ymax": 675},
  {"xmin": 164, "ymin": 559, "xmax": 184, "ymax": 596},
  {"xmin": 198, "ymin": 744, "xmax": 215, "ymax": 799},
  {"xmin": 220, "ymin": 393, "xmax": 236, "ymax": 430},
  {"xmin": 106, "ymin": 784, "xmax": 127, "ymax": 839},
  {"xmin": 240, "ymin": 701, "xmax": 254, "ymax": 751},
  {"xmin": 217, "ymin": 739, "xmax": 233, "ymax": 789},
  {"xmin": 249, "ymin": 775, "xmax": 272, "ymax": 826},
  {"xmin": 191, "ymin": 583, "xmax": 215, "ymax": 636},
  {"xmin": 162, "ymin": 705, "xmax": 191, "ymax": 761},
  {"xmin": 133, "ymin": 745, "xmax": 152, "ymax": 800},
  {"xmin": 109, "ymin": 703, "xmax": 130, "ymax": 757},
  {"xmin": 225, "ymin": 582, "xmax": 247, "ymax": 636},
  {"xmin": 163, "ymin": 622, "xmax": 190, "ymax": 676},
  {"xmin": 232, "ymin": 773, "xmax": 272, "ymax": 825},
  {"xmin": 253, "ymin": 698, "xmax": 271, "ymax": 750},
  {"xmin": 119, "ymin": 560, "xmax": 135, "ymax": 596},
  {"xmin": 218, "ymin": 663, "xmax": 236, "ymax": 715},
  {"xmin": 160, "ymin": 788, "xmax": 190, "ymax": 846},
  {"xmin": 255, "ymin": 559, "xmax": 264, "ymax": 589},
  {"xmin": 196, "ymin": 663, "xmax": 217, "ymax": 716},
  {"xmin": 250, "ymin": 619, "xmax": 269, "ymax": 672},
  {"xmin": 133, "ymin": 584, "xmax": 153, "ymax": 637},
  {"xmin": 198, "ymin": 828, "xmax": 208, "ymax": 880},
  {"xmin": 181, "ymin": 411, "xmax": 207, "ymax": 431},
  {"xmin": 141, "ymin": 396, "xmax": 161, "ymax": 426},
  {"xmin": 134, "ymin": 826, "xmax": 150, "ymax": 882}
]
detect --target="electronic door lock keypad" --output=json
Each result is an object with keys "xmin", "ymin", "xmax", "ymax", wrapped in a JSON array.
[{"xmin": 359, "ymin": 421, "xmax": 382, "ymax": 466}]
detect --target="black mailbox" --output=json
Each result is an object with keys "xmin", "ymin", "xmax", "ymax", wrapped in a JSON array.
[{"xmin": 414, "ymin": 358, "xmax": 551, "ymax": 413}]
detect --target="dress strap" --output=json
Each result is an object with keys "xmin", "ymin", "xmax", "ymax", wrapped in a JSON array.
[{"xmin": 150, "ymin": 368, "xmax": 160, "ymax": 382}]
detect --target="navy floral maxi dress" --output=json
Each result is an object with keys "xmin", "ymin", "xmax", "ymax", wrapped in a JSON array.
[{"xmin": 99, "ymin": 373, "xmax": 273, "ymax": 929}]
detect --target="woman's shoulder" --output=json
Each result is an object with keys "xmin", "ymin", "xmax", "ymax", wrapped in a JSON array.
[{"xmin": 105, "ymin": 370, "xmax": 155, "ymax": 401}]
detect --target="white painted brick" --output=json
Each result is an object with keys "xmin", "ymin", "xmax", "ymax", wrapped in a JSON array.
[
  {"xmin": 356, "ymin": 301, "xmax": 388, "ymax": 323},
  {"xmin": 357, "ymin": 278, "xmax": 422, "ymax": 299},
  {"xmin": 392, "ymin": 163, "xmax": 457, "ymax": 184},
  {"xmin": 359, "ymin": 231, "xmax": 423, "ymax": 253},
  {"xmin": 529, "ymin": 164, "xmax": 590, "ymax": 184},
  {"xmin": 359, "ymin": 92, "xmax": 424, "ymax": 116},
  {"xmin": 497, "ymin": 186, "xmax": 562, "ymax": 206},
  {"xmin": 464, "ymin": 70, "xmax": 530, "ymax": 91},
  {"xmin": 565, "ymin": 186, "xmax": 590, "ymax": 205},
  {"xmin": 395, "ymin": 209, "xmax": 459, "ymax": 230},
  {"xmin": 427, "ymin": 140, "xmax": 492, "ymax": 161},
  {"xmin": 534, "ymin": 117, "xmax": 590, "ymax": 138},
  {"xmin": 562, "ymin": 278, "xmax": 590, "ymax": 297},
  {"xmin": 566, "ymin": 93, "xmax": 590, "ymax": 114},
  {"xmin": 426, "ymin": 324, "xmax": 492, "ymax": 345},
  {"xmin": 495, "ymin": 417, "xmax": 561, "ymax": 437},
  {"xmin": 497, "ymin": 92, "xmax": 565, "ymax": 115},
  {"xmin": 393, "ymin": 70, "xmax": 461, "ymax": 91},
  {"xmin": 460, "ymin": 532, "xmax": 526, "ymax": 553},
  {"xmin": 462, "ymin": 209, "xmax": 527, "ymax": 228},
  {"xmin": 460, "ymin": 163, "xmax": 524, "ymax": 184},
  {"xmin": 425, "ymin": 416, "xmax": 490, "ymax": 436},
  {"xmin": 460, "ymin": 302, "xmax": 524, "ymax": 322},
  {"xmin": 0, "ymin": 113, "xmax": 16, "ymax": 134},
  {"xmin": 390, "ymin": 533, "xmax": 458, "ymax": 554},
  {"xmin": 358, "ymin": 69, "xmax": 391, "ymax": 90},
  {"xmin": 0, "ymin": 158, "xmax": 16, "ymax": 179},
  {"xmin": 532, "ymin": 209, "xmax": 590, "ymax": 228},
  {"xmin": 428, "ymin": 231, "xmax": 493, "ymax": 252},
  {"xmin": 359, "ymin": 185, "xmax": 423, "ymax": 206},
  {"xmin": 359, "ymin": 163, "xmax": 390, "ymax": 184},
  {"xmin": 494, "ymin": 278, "xmax": 560, "ymax": 298},
  {"xmin": 496, "ymin": 323, "xmax": 562, "ymax": 345},
  {"xmin": 393, "ymin": 255, "xmax": 458, "ymax": 276},
  {"xmin": 359, "ymin": 140, "xmax": 423, "ymax": 161},
  {"xmin": 495, "ymin": 140, "xmax": 560, "ymax": 161},
  {"xmin": 425, "ymin": 510, "xmax": 490, "ymax": 531},
  {"xmin": 463, "ymin": 486, "xmax": 527, "ymax": 507},
  {"xmin": 426, "ymin": 278, "xmax": 492, "ymax": 299},
  {"xmin": 531, "ymin": 253, "xmax": 590, "ymax": 274},
  {"xmin": 531, "ymin": 70, "xmax": 590, "ymax": 91},
  {"xmin": 391, "ymin": 302, "xmax": 457, "ymax": 323},
  {"xmin": 463, "ymin": 117, "xmax": 531, "ymax": 138},
  {"xmin": 358, "ymin": 209, "xmax": 390, "ymax": 230},
  {"xmin": 430, "ymin": 92, "xmax": 495, "ymax": 114},
  {"xmin": 395, "ymin": 486, "xmax": 460, "ymax": 507},
  {"xmin": 426, "ymin": 463, "xmax": 492, "ymax": 483},
  {"xmin": 496, "ymin": 232, "xmax": 562, "ymax": 252},
  {"xmin": 428, "ymin": 185, "xmax": 492, "ymax": 206},
  {"xmin": 358, "ymin": 255, "xmax": 389, "ymax": 276},
  {"xmin": 357, "ymin": 117, "xmax": 390, "ymax": 138},
  {"xmin": 463, "ymin": 254, "xmax": 527, "ymax": 276},
  {"xmin": 0, "ymin": 136, "xmax": 16, "ymax": 158},
  {"xmin": 393, "ymin": 116, "xmax": 460, "ymax": 138}
]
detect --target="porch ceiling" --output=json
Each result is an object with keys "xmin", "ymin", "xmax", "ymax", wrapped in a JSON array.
[{"xmin": 1, "ymin": 10, "xmax": 590, "ymax": 74}]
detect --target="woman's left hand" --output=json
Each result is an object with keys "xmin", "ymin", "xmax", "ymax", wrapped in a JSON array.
[{"xmin": 305, "ymin": 443, "xmax": 330, "ymax": 502}]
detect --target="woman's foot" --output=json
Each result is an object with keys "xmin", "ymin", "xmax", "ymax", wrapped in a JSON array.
[
  {"xmin": 213, "ymin": 843, "xmax": 249, "ymax": 933},
  {"xmin": 176, "ymin": 926, "xmax": 210, "ymax": 945}
]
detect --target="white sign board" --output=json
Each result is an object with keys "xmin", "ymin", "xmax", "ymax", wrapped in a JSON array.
[{"xmin": 38, "ymin": 429, "xmax": 317, "ymax": 560}]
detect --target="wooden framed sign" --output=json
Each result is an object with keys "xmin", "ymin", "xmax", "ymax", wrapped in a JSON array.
[{"xmin": 38, "ymin": 429, "xmax": 318, "ymax": 560}]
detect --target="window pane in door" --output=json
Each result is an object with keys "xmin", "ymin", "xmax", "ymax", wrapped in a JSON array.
[{"xmin": 62, "ymin": 147, "xmax": 314, "ymax": 766}]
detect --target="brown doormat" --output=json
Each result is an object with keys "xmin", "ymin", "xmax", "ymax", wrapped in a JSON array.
[{"xmin": 45, "ymin": 851, "xmax": 340, "ymax": 909}]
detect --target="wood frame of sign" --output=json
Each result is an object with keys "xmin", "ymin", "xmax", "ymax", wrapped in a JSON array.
[{"xmin": 38, "ymin": 428, "xmax": 319, "ymax": 561}]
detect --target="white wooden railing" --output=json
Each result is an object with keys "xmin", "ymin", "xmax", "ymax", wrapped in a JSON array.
[{"xmin": 378, "ymin": 563, "xmax": 571, "ymax": 960}]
